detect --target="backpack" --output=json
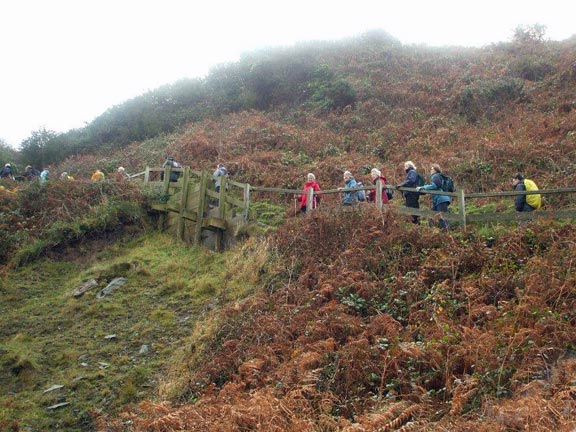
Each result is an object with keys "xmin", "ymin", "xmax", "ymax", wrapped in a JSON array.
[
  {"xmin": 524, "ymin": 179, "xmax": 542, "ymax": 209},
  {"xmin": 416, "ymin": 172, "xmax": 425, "ymax": 187},
  {"xmin": 439, "ymin": 173, "xmax": 455, "ymax": 192},
  {"xmin": 356, "ymin": 182, "xmax": 366, "ymax": 202}
]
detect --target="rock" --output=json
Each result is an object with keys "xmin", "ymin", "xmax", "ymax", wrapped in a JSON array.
[
  {"xmin": 96, "ymin": 277, "xmax": 128, "ymax": 298},
  {"xmin": 104, "ymin": 334, "xmax": 117, "ymax": 340},
  {"xmin": 43, "ymin": 384, "xmax": 64, "ymax": 393},
  {"xmin": 72, "ymin": 279, "xmax": 98, "ymax": 297},
  {"xmin": 47, "ymin": 402, "xmax": 70, "ymax": 410},
  {"xmin": 139, "ymin": 344, "xmax": 149, "ymax": 355}
]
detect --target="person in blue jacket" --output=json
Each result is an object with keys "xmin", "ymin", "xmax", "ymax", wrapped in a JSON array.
[
  {"xmin": 340, "ymin": 170, "xmax": 358, "ymax": 206},
  {"xmin": 417, "ymin": 164, "xmax": 451, "ymax": 230},
  {"xmin": 397, "ymin": 161, "xmax": 422, "ymax": 224}
]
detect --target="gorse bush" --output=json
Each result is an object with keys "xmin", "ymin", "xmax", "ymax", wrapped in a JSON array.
[
  {"xmin": 456, "ymin": 78, "xmax": 525, "ymax": 122},
  {"xmin": 508, "ymin": 56, "xmax": 555, "ymax": 81}
]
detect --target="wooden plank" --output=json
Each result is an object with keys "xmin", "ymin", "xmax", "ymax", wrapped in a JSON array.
[
  {"xmin": 202, "ymin": 217, "xmax": 227, "ymax": 230},
  {"xmin": 150, "ymin": 203, "xmax": 167, "ymax": 211},
  {"xmin": 457, "ymin": 189, "xmax": 466, "ymax": 229},
  {"xmin": 194, "ymin": 171, "xmax": 208, "ymax": 245},
  {"xmin": 181, "ymin": 209, "xmax": 199, "ymax": 221},
  {"xmin": 177, "ymin": 167, "xmax": 191, "ymax": 241}
]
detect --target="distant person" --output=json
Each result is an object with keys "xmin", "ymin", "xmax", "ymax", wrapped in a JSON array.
[
  {"xmin": 213, "ymin": 163, "xmax": 228, "ymax": 193},
  {"xmin": 23, "ymin": 165, "xmax": 41, "ymax": 180},
  {"xmin": 397, "ymin": 161, "xmax": 422, "ymax": 224},
  {"xmin": 60, "ymin": 171, "xmax": 74, "ymax": 181},
  {"xmin": 297, "ymin": 173, "xmax": 322, "ymax": 213},
  {"xmin": 163, "ymin": 156, "xmax": 181, "ymax": 182},
  {"xmin": 116, "ymin": 166, "xmax": 131, "ymax": 181},
  {"xmin": 91, "ymin": 169, "xmax": 105, "ymax": 181},
  {"xmin": 39, "ymin": 169, "xmax": 49, "ymax": 183},
  {"xmin": 0, "ymin": 163, "xmax": 14, "ymax": 180},
  {"xmin": 417, "ymin": 164, "xmax": 451, "ymax": 230},
  {"xmin": 367, "ymin": 168, "xmax": 389, "ymax": 206},
  {"xmin": 340, "ymin": 171, "xmax": 361, "ymax": 206},
  {"xmin": 512, "ymin": 173, "xmax": 541, "ymax": 213}
]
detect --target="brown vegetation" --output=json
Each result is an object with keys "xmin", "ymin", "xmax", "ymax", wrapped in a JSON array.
[{"xmin": 98, "ymin": 208, "xmax": 576, "ymax": 431}]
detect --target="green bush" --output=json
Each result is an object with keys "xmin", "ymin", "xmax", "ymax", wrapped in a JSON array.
[
  {"xmin": 508, "ymin": 56, "xmax": 555, "ymax": 81},
  {"xmin": 456, "ymin": 78, "xmax": 524, "ymax": 122}
]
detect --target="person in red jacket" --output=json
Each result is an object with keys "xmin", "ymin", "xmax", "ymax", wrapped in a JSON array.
[
  {"xmin": 367, "ymin": 168, "xmax": 389, "ymax": 205},
  {"xmin": 298, "ymin": 173, "xmax": 322, "ymax": 213}
]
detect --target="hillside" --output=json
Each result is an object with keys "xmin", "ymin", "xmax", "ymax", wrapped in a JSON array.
[{"xmin": 1, "ymin": 29, "xmax": 576, "ymax": 431}]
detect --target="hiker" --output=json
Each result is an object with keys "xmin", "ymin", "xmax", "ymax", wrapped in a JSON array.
[
  {"xmin": 297, "ymin": 173, "xmax": 322, "ymax": 213},
  {"xmin": 417, "ymin": 164, "xmax": 451, "ymax": 230},
  {"xmin": 23, "ymin": 165, "xmax": 41, "ymax": 180},
  {"xmin": 340, "ymin": 171, "xmax": 360, "ymax": 206},
  {"xmin": 116, "ymin": 166, "xmax": 131, "ymax": 181},
  {"xmin": 512, "ymin": 173, "xmax": 541, "ymax": 213},
  {"xmin": 0, "ymin": 163, "xmax": 14, "ymax": 181},
  {"xmin": 60, "ymin": 171, "xmax": 74, "ymax": 181},
  {"xmin": 367, "ymin": 168, "xmax": 389, "ymax": 206},
  {"xmin": 213, "ymin": 163, "xmax": 228, "ymax": 193},
  {"xmin": 163, "ymin": 156, "xmax": 181, "ymax": 182},
  {"xmin": 39, "ymin": 168, "xmax": 49, "ymax": 183},
  {"xmin": 91, "ymin": 169, "xmax": 105, "ymax": 181},
  {"xmin": 397, "ymin": 161, "xmax": 422, "ymax": 224}
]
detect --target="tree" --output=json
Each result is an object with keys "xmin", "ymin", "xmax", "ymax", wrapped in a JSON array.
[
  {"xmin": 0, "ymin": 138, "xmax": 16, "ymax": 165},
  {"xmin": 513, "ymin": 24, "xmax": 547, "ymax": 44},
  {"xmin": 19, "ymin": 128, "xmax": 58, "ymax": 168}
]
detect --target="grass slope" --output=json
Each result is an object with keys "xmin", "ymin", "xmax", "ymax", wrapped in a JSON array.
[{"xmin": 0, "ymin": 232, "xmax": 261, "ymax": 431}]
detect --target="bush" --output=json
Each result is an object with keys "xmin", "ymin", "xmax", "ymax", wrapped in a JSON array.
[
  {"xmin": 456, "ymin": 78, "xmax": 525, "ymax": 122},
  {"xmin": 508, "ymin": 56, "xmax": 555, "ymax": 81}
]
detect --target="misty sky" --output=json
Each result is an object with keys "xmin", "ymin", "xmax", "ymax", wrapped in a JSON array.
[{"xmin": 0, "ymin": 0, "xmax": 574, "ymax": 148}]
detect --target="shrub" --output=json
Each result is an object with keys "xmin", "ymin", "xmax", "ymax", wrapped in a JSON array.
[
  {"xmin": 508, "ymin": 56, "xmax": 555, "ymax": 81},
  {"xmin": 456, "ymin": 78, "xmax": 525, "ymax": 122}
]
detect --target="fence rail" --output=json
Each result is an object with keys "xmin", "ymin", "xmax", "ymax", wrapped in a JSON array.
[{"xmin": 143, "ymin": 166, "xmax": 576, "ymax": 247}]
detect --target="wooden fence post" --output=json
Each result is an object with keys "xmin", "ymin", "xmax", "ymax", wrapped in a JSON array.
[
  {"xmin": 243, "ymin": 184, "xmax": 251, "ymax": 221},
  {"xmin": 195, "ymin": 171, "xmax": 208, "ymax": 245},
  {"xmin": 306, "ymin": 187, "xmax": 313, "ymax": 214},
  {"xmin": 162, "ymin": 165, "xmax": 171, "ymax": 194},
  {"xmin": 376, "ymin": 179, "xmax": 383, "ymax": 209},
  {"xmin": 144, "ymin": 166, "xmax": 150, "ymax": 184},
  {"xmin": 218, "ymin": 175, "xmax": 227, "ymax": 220},
  {"xmin": 458, "ymin": 189, "xmax": 466, "ymax": 229},
  {"xmin": 177, "ymin": 167, "xmax": 191, "ymax": 241}
]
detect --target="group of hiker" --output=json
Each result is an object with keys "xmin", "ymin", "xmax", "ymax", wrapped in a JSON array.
[
  {"xmin": 0, "ymin": 163, "xmax": 132, "ymax": 184},
  {"xmin": 295, "ymin": 161, "xmax": 541, "ymax": 230},
  {"xmin": 2, "ymin": 156, "xmax": 542, "ymax": 229}
]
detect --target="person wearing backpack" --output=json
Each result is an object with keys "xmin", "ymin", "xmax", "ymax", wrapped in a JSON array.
[
  {"xmin": 162, "ymin": 156, "xmax": 182, "ymax": 182},
  {"xmin": 417, "ymin": 164, "xmax": 451, "ymax": 230},
  {"xmin": 0, "ymin": 163, "xmax": 14, "ymax": 181},
  {"xmin": 91, "ymin": 169, "xmax": 105, "ymax": 181},
  {"xmin": 512, "ymin": 173, "xmax": 541, "ymax": 213},
  {"xmin": 213, "ymin": 163, "xmax": 228, "ymax": 193},
  {"xmin": 367, "ymin": 168, "xmax": 389, "ymax": 206},
  {"xmin": 396, "ymin": 161, "xmax": 423, "ymax": 224},
  {"xmin": 340, "ymin": 171, "xmax": 360, "ymax": 206},
  {"xmin": 297, "ymin": 173, "xmax": 322, "ymax": 213},
  {"xmin": 23, "ymin": 165, "xmax": 41, "ymax": 180}
]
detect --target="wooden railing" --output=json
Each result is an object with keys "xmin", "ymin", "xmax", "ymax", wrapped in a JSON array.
[
  {"xmin": 141, "ymin": 166, "xmax": 576, "ymax": 247},
  {"xmin": 252, "ymin": 180, "xmax": 576, "ymax": 227},
  {"xmin": 142, "ymin": 166, "xmax": 249, "ymax": 248}
]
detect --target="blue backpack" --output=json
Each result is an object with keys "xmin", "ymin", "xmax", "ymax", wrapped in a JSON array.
[{"xmin": 356, "ymin": 182, "xmax": 366, "ymax": 201}]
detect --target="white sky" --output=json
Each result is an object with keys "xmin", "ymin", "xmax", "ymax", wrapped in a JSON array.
[{"xmin": 0, "ymin": 0, "xmax": 574, "ymax": 149}]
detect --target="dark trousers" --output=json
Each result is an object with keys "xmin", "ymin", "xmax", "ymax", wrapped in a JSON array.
[
  {"xmin": 432, "ymin": 202, "xmax": 450, "ymax": 231},
  {"xmin": 405, "ymin": 195, "xmax": 420, "ymax": 224}
]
